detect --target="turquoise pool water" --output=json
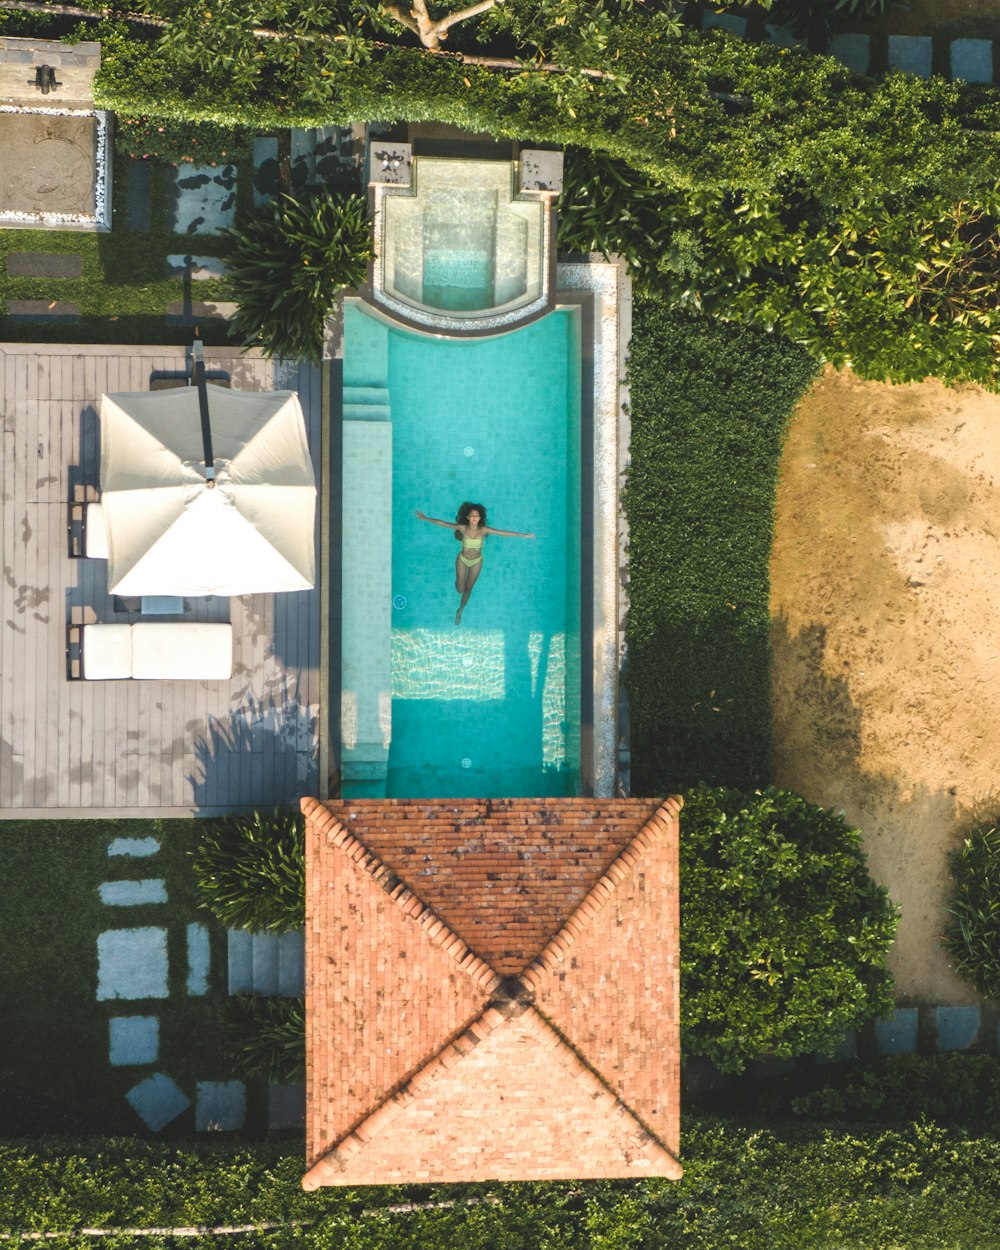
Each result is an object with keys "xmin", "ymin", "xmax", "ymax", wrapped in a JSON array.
[{"xmin": 342, "ymin": 302, "xmax": 581, "ymax": 797}]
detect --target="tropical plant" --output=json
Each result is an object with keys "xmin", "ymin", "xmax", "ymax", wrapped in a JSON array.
[
  {"xmin": 223, "ymin": 191, "xmax": 371, "ymax": 363},
  {"xmin": 944, "ymin": 818, "xmax": 1000, "ymax": 998},
  {"xmin": 220, "ymin": 994, "xmax": 306, "ymax": 1083},
  {"xmin": 680, "ymin": 785, "xmax": 898, "ymax": 1073},
  {"xmin": 190, "ymin": 808, "xmax": 305, "ymax": 933}
]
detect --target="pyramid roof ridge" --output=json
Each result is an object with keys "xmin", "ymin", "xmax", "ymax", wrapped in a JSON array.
[{"xmin": 301, "ymin": 796, "xmax": 500, "ymax": 993}]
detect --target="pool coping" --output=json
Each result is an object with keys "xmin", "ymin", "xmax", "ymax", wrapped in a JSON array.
[{"xmin": 322, "ymin": 255, "xmax": 628, "ymax": 799}]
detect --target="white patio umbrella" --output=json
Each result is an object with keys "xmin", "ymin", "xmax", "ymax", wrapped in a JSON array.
[{"xmin": 99, "ymin": 383, "xmax": 317, "ymax": 597}]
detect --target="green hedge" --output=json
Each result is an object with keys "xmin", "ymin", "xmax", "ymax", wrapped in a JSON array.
[
  {"xmin": 5, "ymin": 1120, "xmax": 1000, "ymax": 1247},
  {"xmin": 944, "ymin": 817, "xmax": 1000, "ymax": 997},
  {"xmin": 623, "ymin": 303, "xmax": 817, "ymax": 792}
]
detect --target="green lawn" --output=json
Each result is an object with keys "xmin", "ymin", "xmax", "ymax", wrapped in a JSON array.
[{"xmin": 0, "ymin": 819, "xmax": 244, "ymax": 1136}]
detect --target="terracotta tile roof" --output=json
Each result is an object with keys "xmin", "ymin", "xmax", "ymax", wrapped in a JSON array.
[{"xmin": 302, "ymin": 796, "xmax": 682, "ymax": 1188}]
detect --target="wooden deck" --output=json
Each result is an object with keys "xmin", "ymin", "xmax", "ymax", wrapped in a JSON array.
[{"xmin": 0, "ymin": 344, "xmax": 325, "ymax": 817}]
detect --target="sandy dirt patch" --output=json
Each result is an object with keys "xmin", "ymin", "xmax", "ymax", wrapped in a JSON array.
[{"xmin": 770, "ymin": 367, "xmax": 1000, "ymax": 1003}]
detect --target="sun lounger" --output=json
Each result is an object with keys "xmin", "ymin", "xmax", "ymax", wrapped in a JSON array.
[
  {"xmin": 68, "ymin": 491, "xmax": 108, "ymax": 559},
  {"xmin": 67, "ymin": 622, "xmax": 233, "ymax": 680}
]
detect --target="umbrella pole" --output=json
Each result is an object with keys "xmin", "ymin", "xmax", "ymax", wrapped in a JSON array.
[{"xmin": 191, "ymin": 339, "xmax": 216, "ymax": 484}]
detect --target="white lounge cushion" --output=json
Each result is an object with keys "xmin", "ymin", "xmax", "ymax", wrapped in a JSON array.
[
  {"xmin": 130, "ymin": 623, "xmax": 233, "ymax": 680},
  {"xmin": 81, "ymin": 623, "xmax": 133, "ymax": 679},
  {"xmin": 85, "ymin": 502, "xmax": 109, "ymax": 559}
]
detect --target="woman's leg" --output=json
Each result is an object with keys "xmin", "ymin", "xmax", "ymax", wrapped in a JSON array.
[{"xmin": 455, "ymin": 558, "xmax": 481, "ymax": 623}]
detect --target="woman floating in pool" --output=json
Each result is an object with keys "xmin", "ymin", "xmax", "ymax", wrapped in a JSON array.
[{"xmin": 416, "ymin": 502, "xmax": 535, "ymax": 624}]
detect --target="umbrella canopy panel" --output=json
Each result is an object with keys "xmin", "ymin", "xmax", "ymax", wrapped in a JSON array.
[{"xmin": 100, "ymin": 387, "xmax": 317, "ymax": 597}]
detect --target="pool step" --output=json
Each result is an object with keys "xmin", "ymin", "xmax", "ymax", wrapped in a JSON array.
[{"xmin": 343, "ymin": 384, "xmax": 391, "ymax": 422}]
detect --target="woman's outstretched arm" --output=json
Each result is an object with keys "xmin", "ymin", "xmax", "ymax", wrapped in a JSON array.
[
  {"xmin": 416, "ymin": 510, "xmax": 457, "ymax": 530},
  {"xmin": 483, "ymin": 525, "xmax": 535, "ymax": 539}
]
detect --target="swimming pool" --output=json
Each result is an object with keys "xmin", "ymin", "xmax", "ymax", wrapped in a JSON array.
[{"xmin": 341, "ymin": 300, "xmax": 582, "ymax": 798}]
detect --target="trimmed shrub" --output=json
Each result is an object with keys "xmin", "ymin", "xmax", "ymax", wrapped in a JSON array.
[
  {"xmin": 944, "ymin": 818, "xmax": 1000, "ymax": 998},
  {"xmin": 790, "ymin": 1054, "xmax": 1000, "ymax": 1125},
  {"xmin": 681, "ymin": 785, "xmax": 898, "ymax": 1073},
  {"xmin": 223, "ymin": 190, "xmax": 371, "ymax": 363},
  {"xmin": 221, "ymin": 994, "xmax": 306, "ymax": 1083},
  {"xmin": 115, "ymin": 113, "xmax": 253, "ymax": 166},
  {"xmin": 623, "ymin": 304, "xmax": 817, "ymax": 791},
  {"xmin": 191, "ymin": 808, "xmax": 305, "ymax": 933}
]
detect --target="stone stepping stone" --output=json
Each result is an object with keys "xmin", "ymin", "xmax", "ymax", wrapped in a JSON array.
[
  {"xmin": 951, "ymin": 38, "xmax": 993, "ymax": 83},
  {"xmin": 763, "ymin": 24, "xmax": 805, "ymax": 49},
  {"xmin": 166, "ymin": 254, "xmax": 226, "ymax": 281},
  {"xmin": 7, "ymin": 300, "xmax": 78, "ymax": 324},
  {"xmin": 888, "ymin": 35, "xmax": 932, "ymax": 77},
  {"xmin": 165, "ymin": 299, "xmax": 238, "ymax": 326},
  {"xmin": 126, "ymin": 1073, "xmax": 190, "ymax": 1131},
  {"xmin": 195, "ymin": 1080, "xmax": 246, "ymax": 1131},
  {"xmin": 227, "ymin": 929, "xmax": 254, "ymax": 994},
  {"xmin": 874, "ymin": 1006, "xmax": 918, "ymax": 1055},
  {"xmin": 253, "ymin": 136, "xmax": 279, "ymax": 207},
  {"xmin": 936, "ymin": 1005, "xmax": 979, "ymax": 1051},
  {"xmin": 97, "ymin": 927, "xmax": 168, "ymax": 1000},
  {"xmin": 126, "ymin": 160, "xmax": 152, "ymax": 233},
  {"xmin": 108, "ymin": 836, "xmax": 160, "ymax": 858},
  {"xmin": 227, "ymin": 929, "xmax": 304, "ymax": 995},
  {"xmin": 6, "ymin": 252, "xmax": 82, "ymax": 278},
  {"xmin": 186, "ymin": 923, "xmax": 210, "ymax": 996},
  {"xmin": 167, "ymin": 164, "xmax": 237, "ymax": 236},
  {"xmin": 702, "ymin": 11, "xmax": 746, "ymax": 36},
  {"xmin": 829, "ymin": 34, "xmax": 870, "ymax": 75},
  {"xmin": 99, "ymin": 879, "xmax": 167, "ymax": 906},
  {"xmin": 109, "ymin": 1015, "xmax": 159, "ymax": 1066},
  {"xmin": 268, "ymin": 1083, "xmax": 305, "ymax": 1130}
]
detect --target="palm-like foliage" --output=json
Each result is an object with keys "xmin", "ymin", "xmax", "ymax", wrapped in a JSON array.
[
  {"xmin": 221, "ymin": 994, "xmax": 305, "ymax": 1083},
  {"xmin": 191, "ymin": 808, "xmax": 305, "ymax": 933},
  {"xmin": 224, "ymin": 190, "xmax": 371, "ymax": 363},
  {"xmin": 945, "ymin": 821, "xmax": 1000, "ymax": 998}
]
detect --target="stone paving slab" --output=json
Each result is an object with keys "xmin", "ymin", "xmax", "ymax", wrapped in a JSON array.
[
  {"xmin": 874, "ymin": 1007, "xmax": 918, "ymax": 1055},
  {"xmin": 888, "ymin": 35, "xmax": 932, "ymax": 77},
  {"xmin": 7, "ymin": 252, "xmax": 82, "ymax": 278},
  {"xmin": 7, "ymin": 300, "xmax": 79, "ymax": 323},
  {"xmin": 227, "ymin": 929, "xmax": 254, "ymax": 994},
  {"xmin": 816, "ymin": 1030, "xmax": 858, "ymax": 1064},
  {"xmin": 167, "ymin": 165, "xmax": 237, "ymax": 235},
  {"xmin": 764, "ymin": 24, "xmax": 806, "ymax": 49},
  {"xmin": 702, "ymin": 11, "xmax": 747, "ymax": 35},
  {"xmin": 951, "ymin": 38, "xmax": 993, "ymax": 83},
  {"xmin": 196, "ymin": 1080, "xmax": 246, "ymax": 1131},
  {"xmin": 126, "ymin": 160, "xmax": 151, "ymax": 233},
  {"xmin": 97, "ymin": 927, "xmax": 168, "ymax": 1000},
  {"xmin": 108, "ymin": 836, "xmax": 160, "ymax": 858},
  {"xmin": 253, "ymin": 136, "xmax": 279, "ymax": 207},
  {"xmin": 268, "ymin": 1083, "xmax": 305, "ymax": 1130},
  {"xmin": 252, "ymin": 932, "xmax": 280, "ymax": 995},
  {"xmin": 127, "ymin": 1073, "xmax": 190, "ymax": 1131},
  {"xmin": 166, "ymin": 254, "xmax": 226, "ymax": 281},
  {"xmin": 109, "ymin": 1015, "xmax": 159, "ymax": 1066},
  {"xmin": 186, "ymin": 922, "xmax": 210, "ymax": 995},
  {"xmin": 936, "ymin": 1005, "xmax": 979, "ymax": 1051},
  {"xmin": 278, "ymin": 930, "xmax": 305, "ymax": 997},
  {"xmin": 99, "ymin": 879, "xmax": 168, "ymax": 906},
  {"xmin": 829, "ymin": 34, "xmax": 870, "ymax": 75}
]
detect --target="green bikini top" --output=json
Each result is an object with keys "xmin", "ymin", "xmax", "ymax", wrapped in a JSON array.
[{"xmin": 462, "ymin": 533, "xmax": 484, "ymax": 549}]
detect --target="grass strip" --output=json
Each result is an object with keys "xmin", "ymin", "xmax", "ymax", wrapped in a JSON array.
[{"xmin": 623, "ymin": 304, "xmax": 818, "ymax": 794}]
